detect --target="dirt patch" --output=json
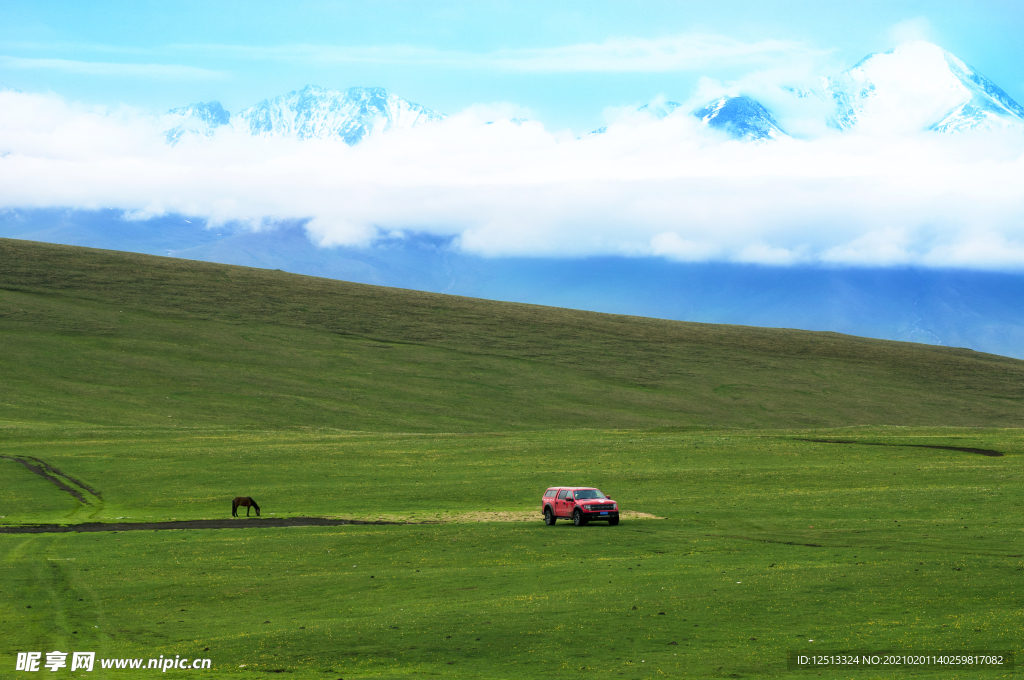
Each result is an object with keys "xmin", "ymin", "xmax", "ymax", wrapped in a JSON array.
[{"xmin": 796, "ymin": 439, "xmax": 1004, "ymax": 457}]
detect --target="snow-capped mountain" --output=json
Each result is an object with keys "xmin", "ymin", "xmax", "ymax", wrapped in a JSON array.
[
  {"xmin": 157, "ymin": 43, "xmax": 1021, "ymax": 147},
  {"xmin": 588, "ymin": 96, "xmax": 785, "ymax": 141},
  {"xmin": 586, "ymin": 99, "xmax": 682, "ymax": 136},
  {"xmin": 825, "ymin": 41, "xmax": 1024, "ymax": 133},
  {"xmin": 692, "ymin": 95, "xmax": 787, "ymax": 141},
  {"xmin": 163, "ymin": 101, "xmax": 231, "ymax": 145},
  {"xmin": 163, "ymin": 86, "xmax": 444, "ymax": 145},
  {"xmin": 231, "ymin": 85, "xmax": 444, "ymax": 144},
  {"xmin": 638, "ymin": 100, "xmax": 682, "ymax": 118}
]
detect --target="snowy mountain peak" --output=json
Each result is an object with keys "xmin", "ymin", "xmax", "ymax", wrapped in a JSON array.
[
  {"xmin": 587, "ymin": 96, "xmax": 785, "ymax": 141},
  {"xmin": 638, "ymin": 100, "xmax": 682, "ymax": 118},
  {"xmin": 163, "ymin": 101, "xmax": 231, "ymax": 145},
  {"xmin": 168, "ymin": 100, "xmax": 231, "ymax": 126},
  {"xmin": 584, "ymin": 99, "xmax": 681, "ymax": 136},
  {"xmin": 826, "ymin": 41, "xmax": 1024, "ymax": 133},
  {"xmin": 692, "ymin": 95, "xmax": 787, "ymax": 141},
  {"xmin": 232, "ymin": 85, "xmax": 444, "ymax": 144}
]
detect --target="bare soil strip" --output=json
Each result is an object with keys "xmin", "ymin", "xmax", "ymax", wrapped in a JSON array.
[
  {"xmin": 796, "ymin": 439, "xmax": 1004, "ymax": 457},
  {"xmin": 0, "ymin": 517, "xmax": 400, "ymax": 533},
  {"xmin": 0, "ymin": 510, "xmax": 663, "ymax": 534}
]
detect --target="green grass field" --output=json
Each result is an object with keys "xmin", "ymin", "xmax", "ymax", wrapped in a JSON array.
[
  {"xmin": 3, "ymin": 238, "xmax": 1023, "ymax": 432},
  {"xmin": 1, "ymin": 238, "xmax": 1023, "ymax": 678}
]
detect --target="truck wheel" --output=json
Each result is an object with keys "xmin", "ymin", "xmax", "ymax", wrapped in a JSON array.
[
  {"xmin": 609, "ymin": 516, "xmax": 619, "ymax": 526},
  {"xmin": 544, "ymin": 507, "xmax": 555, "ymax": 525},
  {"xmin": 573, "ymin": 509, "xmax": 586, "ymax": 526}
]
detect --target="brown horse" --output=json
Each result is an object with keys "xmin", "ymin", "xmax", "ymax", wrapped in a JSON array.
[{"xmin": 232, "ymin": 497, "xmax": 260, "ymax": 517}]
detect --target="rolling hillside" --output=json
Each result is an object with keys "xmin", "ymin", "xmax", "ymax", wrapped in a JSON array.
[{"xmin": 2, "ymin": 237, "xmax": 1022, "ymax": 431}]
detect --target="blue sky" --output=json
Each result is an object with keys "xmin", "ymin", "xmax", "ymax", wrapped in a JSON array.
[{"xmin": 2, "ymin": 0, "xmax": 1023, "ymax": 130}]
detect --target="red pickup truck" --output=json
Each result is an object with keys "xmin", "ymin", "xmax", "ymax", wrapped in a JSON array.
[{"xmin": 541, "ymin": 486, "xmax": 620, "ymax": 526}]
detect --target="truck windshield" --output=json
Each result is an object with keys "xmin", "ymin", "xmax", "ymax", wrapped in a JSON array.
[{"xmin": 575, "ymin": 490, "xmax": 606, "ymax": 499}]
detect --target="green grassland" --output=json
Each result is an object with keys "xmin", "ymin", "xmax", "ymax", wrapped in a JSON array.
[
  {"xmin": 2, "ymin": 426, "xmax": 1021, "ymax": 678},
  {"xmin": 1, "ymin": 238, "xmax": 1023, "ymax": 678},
  {"xmin": 3, "ymin": 238, "xmax": 1023, "ymax": 431}
]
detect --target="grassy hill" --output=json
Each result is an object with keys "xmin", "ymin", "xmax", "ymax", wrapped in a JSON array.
[{"xmin": 2, "ymin": 237, "xmax": 1023, "ymax": 430}]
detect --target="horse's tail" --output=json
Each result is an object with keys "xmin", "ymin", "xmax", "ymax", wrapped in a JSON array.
[{"xmin": 231, "ymin": 498, "xmax": 238, "ymax": 516}]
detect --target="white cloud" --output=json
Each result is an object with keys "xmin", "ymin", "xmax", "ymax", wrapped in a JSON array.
[
  {"xmin": 888, "ymin": 18, "xmax": 935, "ymax": 46},
  {"xmin": 2, "ymin": 89, "xmax": 1024, "ymax": 271},
  {"xmin": 0, "ymin": 55, "xmax": 228, "ymax": 79},
  {"xmin": 649, "ymin": 232, "xmax": 722, "ymax": 261},
  {"xmin": 483, "ymin": 35, "xmax": 827, "ymax": 73},
  {"xmin": 178, "ymin": 34, "xmax": 827, "ymax": 73}
]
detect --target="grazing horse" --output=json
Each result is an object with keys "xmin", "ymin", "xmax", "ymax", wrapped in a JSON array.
[{"xmin": 232, "ymin": 497, "xmax": 260, "ymax": 517}]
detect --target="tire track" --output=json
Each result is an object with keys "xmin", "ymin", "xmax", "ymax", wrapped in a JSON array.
[
  {"xmin": 794, "ymin": 439, "xmax": 1004, "ymax": 457},
  {"xmin": 1, "ymin": 456, "xmax": 96, "ymax": 504},
  {"xmin": 704, "ymin": 532, "xmax": 1022, "ymax": 558},
  {"xmin": 24, "ymin": 456, "xmax": 101, "ymax": 497}
]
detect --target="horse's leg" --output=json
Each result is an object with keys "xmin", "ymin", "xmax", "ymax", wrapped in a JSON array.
[{"xmin": 232, "ymin": 501, "xmax": 237, "ymax": 517}]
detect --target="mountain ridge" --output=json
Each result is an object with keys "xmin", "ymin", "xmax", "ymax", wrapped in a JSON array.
[
  {"xmin": 163, "ymin": 85, "xmax": 444, "ymax": 145},
  {"xmin": 160, "ymin": 42, "xmax": 1023, "ymax": 145},
  {"xmin": 233, "ymin": 84, "xmax": 444, "ymax": 144}
]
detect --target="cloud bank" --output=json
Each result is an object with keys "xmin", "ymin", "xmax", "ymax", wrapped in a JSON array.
[
  {"xmin": 177, "ymin": 33, "xmax": 826, "ymax": 73},
  {"xmin": 0, "ymin": 55, "xmax": 228, "ymax": 79},
  {"xmin": 1, "ymin": 88, "xmax": 1024, "ymax": 270}
]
